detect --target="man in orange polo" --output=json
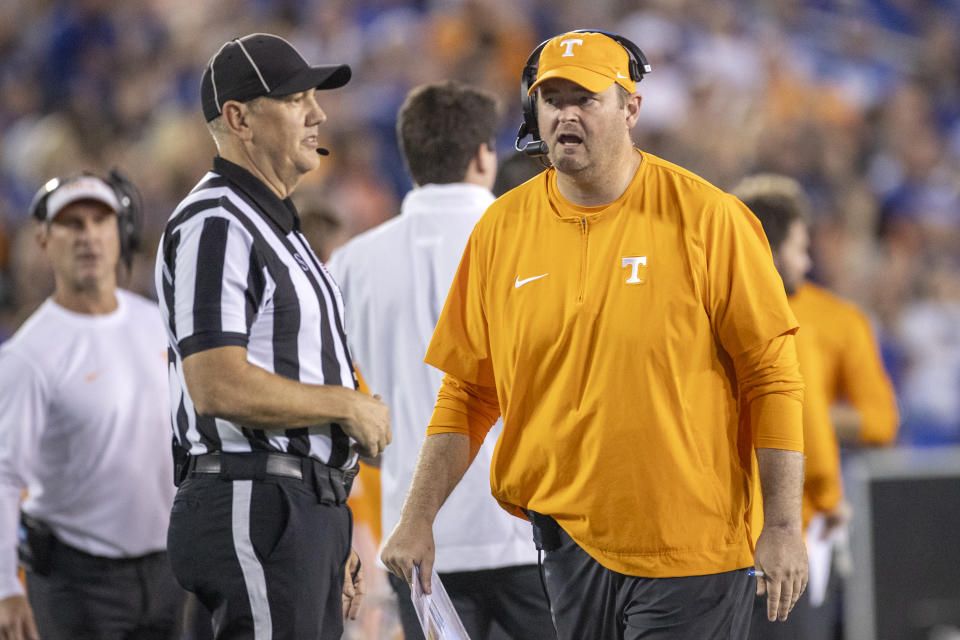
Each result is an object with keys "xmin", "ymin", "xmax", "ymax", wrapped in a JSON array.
[
  {"xmin": 734, "ymin": 173, "xmax": 897, "ymax": 639},
  {"xmin": 382, "ymin": 31, "xmax": 808, "ymax": 638},
  {"xmin": 793, "ymin": 291, "xmax": 899, "ymax": 446},
  {"xmin": 735, "ymin": 177, "xmax": 898, "ymax": 450}
]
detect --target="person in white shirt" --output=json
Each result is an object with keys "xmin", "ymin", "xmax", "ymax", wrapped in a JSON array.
[
  {"xmin": 0, "ymin": 172, "xmax": 183, "ymax": 640},
  {"xmin": 327, "ymin": 81, "xmax": 554, "ymax": 640}
]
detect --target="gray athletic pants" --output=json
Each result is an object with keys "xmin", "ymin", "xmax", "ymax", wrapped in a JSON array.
[{"xmin": 531, "ymin": 512, "xmax": 755, "ymax": 639}]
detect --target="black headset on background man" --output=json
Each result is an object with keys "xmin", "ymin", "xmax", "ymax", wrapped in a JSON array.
[
  {"xmin": 29, "ymin": 169, "xmax": 143, "ymax": 269},
  {"xmin": 515, "ymin": 29, "xmax": 653, "ymax": 157}
]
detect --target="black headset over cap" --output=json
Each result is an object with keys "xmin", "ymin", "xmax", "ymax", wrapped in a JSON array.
[{"xmin": 515, "ymin": 29, "xmax": 652, "ymax": 157}]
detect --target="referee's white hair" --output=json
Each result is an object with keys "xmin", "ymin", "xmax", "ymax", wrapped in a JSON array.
[{"xmin": 205, "ymin": 115, "xmax": 230, "ymax": 151}]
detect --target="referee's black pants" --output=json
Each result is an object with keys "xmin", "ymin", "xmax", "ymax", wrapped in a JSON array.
[
  {"xmin": 167, "ymin": 471, "xmax": 352, "ymax": 640},
  {"xmin": 530, "ymin": 512, "xmax": 754, "ymax": 639}
]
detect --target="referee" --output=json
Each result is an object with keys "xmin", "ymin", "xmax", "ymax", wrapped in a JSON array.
[{"xmin": 156, "ymin": 33, "xmax": 390, "ymax": 640}]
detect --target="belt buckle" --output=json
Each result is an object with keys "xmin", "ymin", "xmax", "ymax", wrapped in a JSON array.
[{"xmin": 265, "ymin": 453, "xmax": 303, "ymax": 480}]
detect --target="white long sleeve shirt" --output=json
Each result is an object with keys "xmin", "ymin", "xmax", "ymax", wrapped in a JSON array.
[
  {"xmin": 327, "ymin": 183, "xmax": 537, "ymax": 572},
  {"xmin": 0, "ymin": 291, "xmax": 175, "ymax": 598}
]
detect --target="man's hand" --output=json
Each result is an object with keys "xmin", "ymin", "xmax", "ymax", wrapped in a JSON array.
[
  {"xmin": 342, "ymin": 548, "xmax": 365, "ymax": 621},
  {"xmin": 0, "ymin": 594, "xmax": 39, "ymax": 640},
  {"xmin": 754, "ymin": 524, "xmax": 808, "ymax": 622},
  {"xmin": 344, "ymin": 393, "xmax": 391, "ymax": 458},
  {"xmin": 381, "ymin": 518, "xmax": 436, "ymax": 594}
]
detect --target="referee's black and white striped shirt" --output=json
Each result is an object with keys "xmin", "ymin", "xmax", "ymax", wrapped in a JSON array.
[{"xmin": 155, "ymin": 157, "xmax": 358, "ymax": 469}]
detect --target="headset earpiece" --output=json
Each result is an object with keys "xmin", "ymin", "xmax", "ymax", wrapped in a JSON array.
[
  {"xmin": 106, "ymin": 169, "xmax": 143, "ymax": 269},
  {"xmin": 515, "ymin": 30, "xmax": 651, "ymax": 158},
  {"xmin": 515, "ymin": 40, "xmax": 550, "ymax": 157}
]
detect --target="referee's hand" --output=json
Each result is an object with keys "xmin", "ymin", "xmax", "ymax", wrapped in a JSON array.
[
  {"xmin": 753, "ymin": 524, "xmax": 808, "ymax": 622},
  {"xmin": 344, "ymin": 393, "xmax": 391, "ymax": 458},
  {"xmin": 381, "ymin": 518, "xmax": 436, "ymax": 594},
  {"xmin": 342, "ymin": 548, "xmax": 365, "ymax": 621}
]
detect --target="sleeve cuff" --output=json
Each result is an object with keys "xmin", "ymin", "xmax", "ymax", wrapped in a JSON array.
[
  {"xmin": 0, "ymin": 486, "xmax": 24, "ymax": 599},
  {"xmin": 0, "ymin": 577, "xmax": 24, "ymax": 600},
  {"xmin": 753, "ymin": 393, "xmax": 804, "ymax": 452},
  {"xmin": 179, "ymin": 331, "xmax": 248, "ymax": 358},
  {"xmin": 426, "ymin": 408, "xmax": 483, "ymax": 446}
]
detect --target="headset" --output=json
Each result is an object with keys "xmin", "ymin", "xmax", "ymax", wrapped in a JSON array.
[
  {"xmin": 29, "ymin": 169, "xmax": 143, "ymax": 269},
  {"xmin": 516, "ymin": 29, "xmax": 652, "ymax": 157}
]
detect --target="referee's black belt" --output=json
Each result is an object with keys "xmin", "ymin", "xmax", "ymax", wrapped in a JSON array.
[{"xmin": 185, "ymin": 452, "xmax": 357, "ymax": 505}]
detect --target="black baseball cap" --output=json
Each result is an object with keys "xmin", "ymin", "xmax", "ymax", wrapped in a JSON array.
[{"xmin": 201, "ymin": 33, "xmax": 351, "ymax": 122}]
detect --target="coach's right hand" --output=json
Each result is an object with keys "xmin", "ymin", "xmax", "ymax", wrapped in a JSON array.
[
  {"xmin": 344, "ymin": 392, "xmax": 391, "ymax": 458},
  {"xmin": 0, "ymin": 595, "xmax": 39, "ymax": 640},
  {"xmin": 381, "ymin": 518, "xmax": 436, "ymax": 595}
]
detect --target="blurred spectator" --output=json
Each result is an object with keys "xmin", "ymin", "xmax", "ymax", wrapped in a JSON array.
[
  {"xmin": 293, "ymin": 192, "xmax": 350, "ymax": 261},
  {"xmin": 0, "ymin": 222, "xmax": 54, "ymax": 340},
  {"xmin": 896, "ymin": 262, "xmax": 960, "ymax": 445}
]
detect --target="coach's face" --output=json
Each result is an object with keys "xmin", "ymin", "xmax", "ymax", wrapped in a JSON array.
[
  {"xmin": 247, "ymin": 88, "xmax": 327, "ymax": 183},
  {"xmin": 39, "ymin": 201, "xmax": 120, "ymax": 293},
  {"xmin": 537, "ymin": 78, "xmax": 632, "ymax": 177}
]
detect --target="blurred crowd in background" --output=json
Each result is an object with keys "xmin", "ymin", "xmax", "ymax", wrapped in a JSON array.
[{"xmin": 0, "ymin": 0, "xmax": 959, "ymax": 450}]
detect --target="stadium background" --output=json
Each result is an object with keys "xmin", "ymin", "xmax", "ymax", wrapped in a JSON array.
[{"xmin": 0, "ymin": 1, "xmax": 957, "ymax": 638}]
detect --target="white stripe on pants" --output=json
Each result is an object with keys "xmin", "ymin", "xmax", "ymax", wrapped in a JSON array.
[{"xmin": 231, "ymin": 480, "xmax": 273, "ymax": 639}]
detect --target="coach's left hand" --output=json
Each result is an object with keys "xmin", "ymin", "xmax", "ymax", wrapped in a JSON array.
[{"xmin": 754, "ymin": 524, "xmax": 808, "ymax": 622}]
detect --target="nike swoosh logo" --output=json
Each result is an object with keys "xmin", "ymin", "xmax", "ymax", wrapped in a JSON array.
[
  {"xmin": 617, "ymin": 71, "xmax": 628, "ymax": 79},
  {"xmin": 514, "ymin": 273, "xmax": 549, "ymax": 288}
]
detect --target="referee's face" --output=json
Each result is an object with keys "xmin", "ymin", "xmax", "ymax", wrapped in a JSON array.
[
  {"xmin": 40, "ymin": 200, "xmax": 120, "ymax": 293},
  {"xmin": 247, "ymin": 88, "xmax": 327, "ymax": 184}
]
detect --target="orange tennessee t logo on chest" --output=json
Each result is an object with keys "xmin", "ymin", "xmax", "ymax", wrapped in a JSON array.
[{"xmin": 621, "ymin": 256, "xmax": 647, "ymax": 284}]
